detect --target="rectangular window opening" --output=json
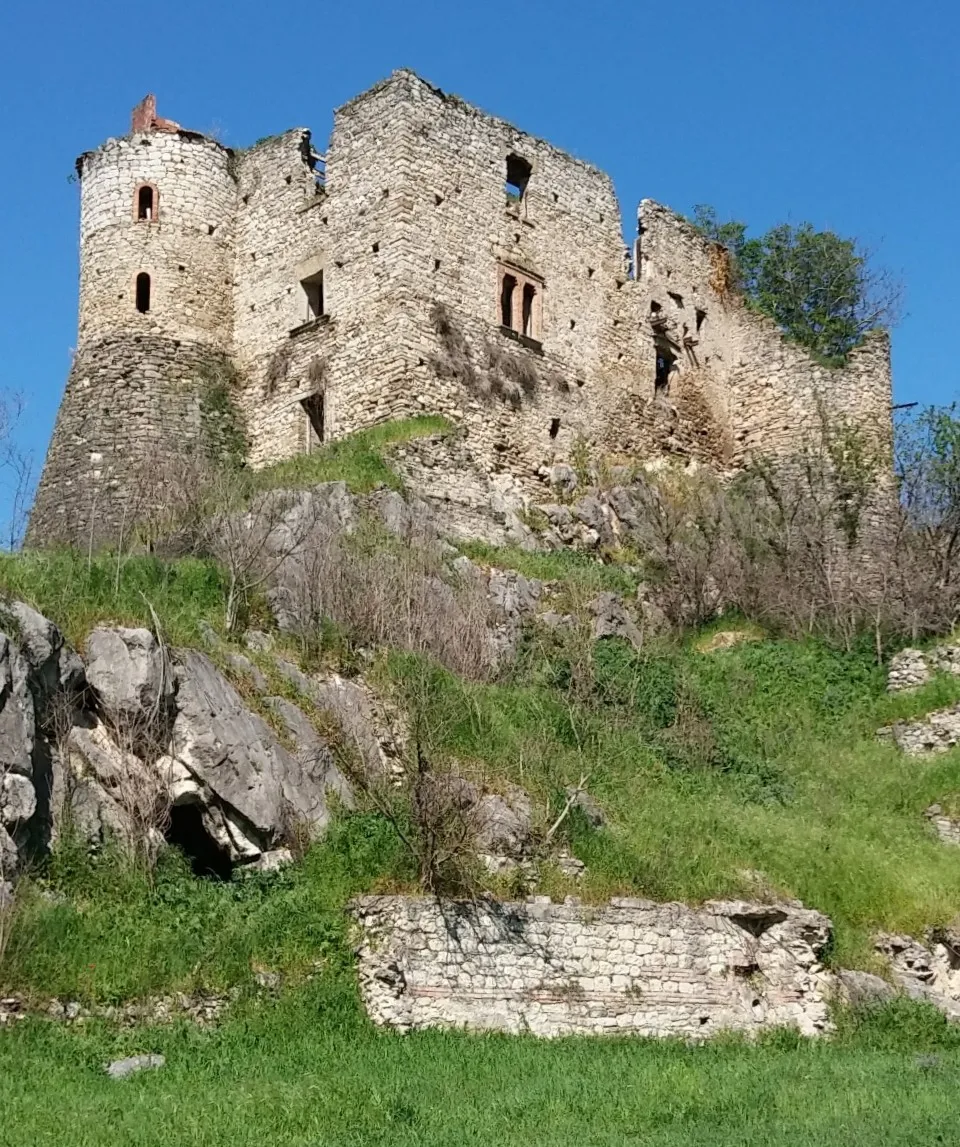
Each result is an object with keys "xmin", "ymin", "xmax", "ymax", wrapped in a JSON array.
[
  {"xmin": 500, "ymin": 274, "xmax": 517, "ymax": 328},
  {"xmin": 655, "ymin": 343, "xmax": 676, "ymax": 394},
  {"xmin": 301, "ymin": 270, "xmax": 324, "ymax": 321},
  {"xmin": 521, "ymin": 283, "xmax": 536, "ymax": 337},
  {"xmin": 505, "ymin": 154, "xmax": 531, "ymax": 202}
]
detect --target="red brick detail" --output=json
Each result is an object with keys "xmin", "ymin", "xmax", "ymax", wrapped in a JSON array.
[{"xmin": 130, "ymin": 94, "xmax": 181, "ymax": 135}]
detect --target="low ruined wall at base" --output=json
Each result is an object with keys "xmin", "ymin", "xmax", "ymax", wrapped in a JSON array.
[{"xmin": 350, "ymin": 895, "xmax": 834, "ymax": 1039}]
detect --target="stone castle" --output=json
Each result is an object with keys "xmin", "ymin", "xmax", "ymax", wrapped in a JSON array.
[{"xmin": 28, "ymin": 69, "xmax": 892, "ymax": 546}]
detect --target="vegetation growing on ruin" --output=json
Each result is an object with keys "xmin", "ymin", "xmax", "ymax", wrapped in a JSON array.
[
  {"xmin": 690, "ymin": 205, "xmax": 902, "ymax": 364},
  {"xmin": 253, "ymin": 413, "xmax": 453, "ymax": 493}
]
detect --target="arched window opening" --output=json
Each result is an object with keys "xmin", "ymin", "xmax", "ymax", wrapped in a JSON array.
[
  {"xmin": 136, "ymin": 184, "xmax": 157, "ymax": 221},
  {"xmin": 135, "ymin": 272, "xmax": 151, "ymax": 314},
  {"xmin": 500, "ymin": 274, "xmax": 517, "ymax": 328},
  {"xmin": 522, "ymin": 283, "xmax": 536, "ymax": 337}
]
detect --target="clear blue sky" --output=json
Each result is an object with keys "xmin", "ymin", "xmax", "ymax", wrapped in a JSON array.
[{"xmin": 0, "ymin": 0, "xmax": 957, "ymax": 524}]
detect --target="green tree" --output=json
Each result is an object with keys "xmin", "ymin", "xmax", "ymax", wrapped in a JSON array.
[{"xmin": 690, "ymin": 205, "xmax": 901, "ymax": 363}]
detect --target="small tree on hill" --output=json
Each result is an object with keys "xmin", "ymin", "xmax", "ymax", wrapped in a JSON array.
[{"xmin": 690, "ymin": 205, "xmax": 901, "ymax": 363}]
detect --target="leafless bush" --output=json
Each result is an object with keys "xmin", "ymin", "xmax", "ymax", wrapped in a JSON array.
[
  {"xmin": 277, "ymin": 518, "xmax": 497, "ymax": 679},
  {"xmin": 626, "ymin": 428, "xmax": 960, "ymax": 653}
]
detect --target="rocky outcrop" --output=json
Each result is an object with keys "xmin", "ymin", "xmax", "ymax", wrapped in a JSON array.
[
  {"xmin": 0, "ymin": 602, "xmax": 376, "ymax": 876},
  {"xmin": 350, "ymin": 895, "xmax": 835, "ymax": 1039}
]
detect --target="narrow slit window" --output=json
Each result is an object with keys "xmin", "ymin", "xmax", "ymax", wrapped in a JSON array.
[
  {"xmin": 500, "ymin": 274, "xmax": 517, "ymax": 328},
  {"xmin": 301, "ymin": 270, "xmax": 324, "ymax": 321},
  {"xmin": 136, "ymin": 184, "xmax": 156, "ymax": 221},
  {"xmin": 301, "ymin": 392, "xmax": 325, "ymax": 450},
  {"xmin": 135, "ymin": 272, "xmax": 151, "ymax": 313},
  {"xmin": 505, "ymin": 154, "xmax": 531, "ymax": 202},
  {"xmin": 655, "ymin": 344, "xmax": 676, "ymax": 394},
  {"xmin": 549, "ymin": 417, "xmax": 560, "ymax": 439},
  {"xmin": 521, "ymin": 283, "xmax": 536, "ymax": 337}
]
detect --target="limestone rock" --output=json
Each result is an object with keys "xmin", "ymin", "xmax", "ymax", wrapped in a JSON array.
[
  {"xmin": 85, "ymin": 626, "xmax": 174, "ymax": 737},
  {"xmin": 105, "ymin": 1054, "xmax": 165, "ymax": 1079},
  {"xmin": 169, "ymin": 651, "xmax": 338, "ymax": 859},
  {"xmin": 281, "ymin": 662, "xmax": 404, "ymax": 784},
  {"xmin": 591, "ymin": 592, "xmax": 643, "ymax": 649},
  {"xmin": 0, "ymin": 634, "xmax": 37, "ymax": 778},
  {"xmin": 835, "ymin": 969, "xmax": 897, "ymax": 1007},
  {"xmin": 565, "ymin": 786, "xmax": 606, "ymax": 829},
  {"xmin": 4, "ymin": 601, "xmax": 84, "ymax": 697},
  {"xmin": 1, "ymin": 772, "xmax": 36, "ymax": 826}
]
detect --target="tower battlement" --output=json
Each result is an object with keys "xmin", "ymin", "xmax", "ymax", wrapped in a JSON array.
[{"xmin": 28, "ymin": 72, "xmax": 893, "ymax": 548}]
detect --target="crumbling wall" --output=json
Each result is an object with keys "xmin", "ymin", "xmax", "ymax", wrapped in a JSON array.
[
  {"xmin": 351, "ymin": 895, "xmax": 834, "ymax": 1039},
  {"xmin": 635, "ymin": 201, "xmax": 893, "ymax": 465}
]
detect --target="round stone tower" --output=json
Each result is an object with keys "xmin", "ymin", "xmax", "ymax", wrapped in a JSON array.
[{"xmin": 28, "ymin": 96, "xmax": 240, "ymax": 548}]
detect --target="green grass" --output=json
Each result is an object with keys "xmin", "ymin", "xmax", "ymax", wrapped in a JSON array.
[
  {"xmin": 382, "ymin": 634, "xmax": 960, "ymax": 968},
  {"xmin": 1, "ymin": 990, "xmax": 960, "ymax": 1146},
  {"xmin": 253, "ymin": 414, "xmax": 453, "ymax": 494},
  {"xmin": 458, "ymin": 540, "xmax": 640, "ymax": 595},
  {"xmin": 0, "ymin": 551, "xmax": 227, "ymax": 649},
  {"xmin": 2, "ymin": 815, "xmax": 407, "ymax": 1004}
]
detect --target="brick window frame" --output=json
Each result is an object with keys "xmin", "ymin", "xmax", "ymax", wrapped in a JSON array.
[
  {"xmin": 134, "ymin": 182, "xmax": 160, "ymax": 223},
  {"xmin": 497, "ymin": 263, "xmax": 543, "ymax": 341}
]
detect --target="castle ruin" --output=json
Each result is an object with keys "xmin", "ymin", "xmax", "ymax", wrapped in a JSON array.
[{"xmin": 28, "ymin": 70, "xmax": 893, "ymax": 546}]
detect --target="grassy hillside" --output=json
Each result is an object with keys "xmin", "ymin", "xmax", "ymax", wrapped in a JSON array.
[{"xmin": 5, "ymin": 418, "xmax": 960, "ymax": 1144}]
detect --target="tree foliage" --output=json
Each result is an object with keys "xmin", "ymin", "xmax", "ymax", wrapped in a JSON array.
[{"xmin": 690, "ymin": 205, "xmax": 901, "ymax": 364}]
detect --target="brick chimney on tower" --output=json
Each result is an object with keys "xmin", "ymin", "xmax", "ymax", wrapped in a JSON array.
[{"xmin": 130, "ymin": 94, "xmax": 181, "ymax": 134}]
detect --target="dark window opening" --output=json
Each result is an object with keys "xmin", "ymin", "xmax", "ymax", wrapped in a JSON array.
[
  {"xmin": 301, "ymin": 392, "xmax": 325, "ymax": 450},
  {"xmin": 500, "ymin": 274, "xmax": 517, "ymax": 328},
  {"xmin": 587, "ymin": 267, "xmax": 595, "ymax": 279},
  {"xmin": 569, "ymin": 319, "xmax": 576, "ymax": 330},
  {"xmin": 549, "ymin": 417, "xmax": 560, "ymax": 439},
  {"xmin": 522, "ymin": 283, "xmax": 536, "ymax": 336},
  {"xmin": 136, "ymin": 184, "xmax": 155, "ymax": 221},
  {"xmin": 668, "ymin": 291, "xmax": 684, "ymax": 307},
  {"xmin": 655, "ymin": 344, "xmax": 676, "ymax": 394},
  {"xmin": 135, "ymin": 272, "xmax": 151, "ymax": 313},
  {"xmin": 372, "ymin": 242, "xmax": 380, "ymax": 253},
  {"xmin": 505, "ymin": 153, "xmax": 531, "ymax": 201},
  {"xmin": 433, "ymin": 258, "xmax": 441, "ymax": 272},
  {"xmin": 166, "ymin": 803, "xmax": 233, "ymax": 880},
  {"xmin": 301, "ymin": 270, "xmax": 324, "ymax": 320},
  {"xmin": 435, "ymin": 193, "xmax": 444, "ymax": 206},
  {"xmin": 696, "ymin": 308, "xmax": 707, "ymax": 332},
  {"xmin": 650, "ymin": 300, "xmax": 662, "ymax": 313},
  {"xmin": 208, "ymin": 224, "xmax": 215, "ymax": 235}
]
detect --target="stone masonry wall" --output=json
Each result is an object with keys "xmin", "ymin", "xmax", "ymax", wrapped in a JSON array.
[
  {"xmin": 351, "ymin": 895, "xmax": 834, "ymax": 1039},
  {"xmin": 29, "ymin": 72, "xmax": 896, "ymax": 548},
  {"xmin": 27, "ymin": 336, "xmax": 233, "ymax": 548},
  {"xmin": 77, "ymin": 131, "xmax": 236, "ymax": 350}
]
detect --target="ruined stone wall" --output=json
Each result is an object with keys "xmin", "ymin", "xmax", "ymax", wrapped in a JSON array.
[
  {"xmin": 231, "ymin": 131, "xmax": 331, "ymax": 466},
  {"xmin": 77, "ymin": 131, "xmax": 236, "ymax": 350},
  {"xmin": 351, "ymin": 895, "xmax": 834, "ymax": 1039},
  {"xmin": 27, "ymin": 336, "xmax": 234, "ymax": 548},
  {"xmin": 369, "ymin": 72, "xmax": 647, "ymax": 485},
  {"xmin": 635, "ymin": 201, "xmax": 893, "ymax": 465}
]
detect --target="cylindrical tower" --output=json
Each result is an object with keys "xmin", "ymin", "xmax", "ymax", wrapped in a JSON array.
[{"xmin": 28, "ymin": 96, "xmax": 241, "ymax": 548}]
